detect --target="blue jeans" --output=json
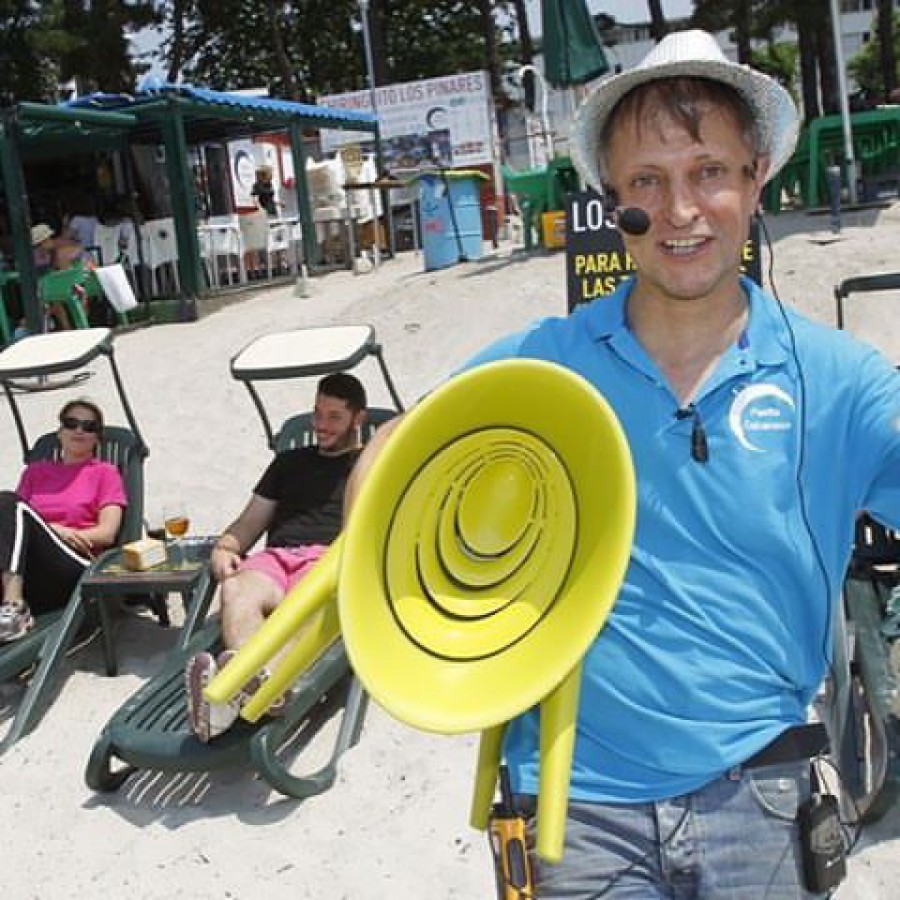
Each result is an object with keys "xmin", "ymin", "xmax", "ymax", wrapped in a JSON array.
[{"xmin": 522, "ymin": 761, "xmax": 823, "ymax": 899}]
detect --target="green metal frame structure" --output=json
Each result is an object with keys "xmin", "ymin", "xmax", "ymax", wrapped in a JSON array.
[
  {"xmin": 67, "ymin": 84, "xmax": 380, "ymax": 319},
  {"xmin": 0, "ymin": 103, "xmax": 137, "ymax": 333},
  {"xmin": 1, "ymin": 87, "xmax": 379, "ymax": 333}
]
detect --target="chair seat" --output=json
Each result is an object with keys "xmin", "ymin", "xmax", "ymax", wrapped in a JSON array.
[
  {"xmin": 0, "ymin": 611, "xmax": 63, "ymax": 682},
  {"xmin": 86, "ymin": 623, "xmax": 362, "ymax": 797}
]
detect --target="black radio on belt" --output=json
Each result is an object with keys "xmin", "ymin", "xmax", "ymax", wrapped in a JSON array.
[{"xmin": 798, "ymin": 765, "xmax": 847, "ymax": 893}]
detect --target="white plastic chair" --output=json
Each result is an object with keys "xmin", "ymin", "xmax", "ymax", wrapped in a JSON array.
[
  {"xmin": 94, "ymin": 223, "xmax": 123, "ymax": 268},
  {"xmin": 199, "ymin": 215, "xmax": 243, "ymax": 287},
  {"xmin": 140, "ymin": 217, "xmax": 180, "ymax": 296},
  {"xmin": 239, "ymin": 210, "xmax": 270, "ymax": 280},
  {"xmin": 267, "ymin": 219, "xmax": 295, "ymax": 275}
]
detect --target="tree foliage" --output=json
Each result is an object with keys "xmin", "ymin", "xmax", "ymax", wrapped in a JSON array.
[
  {"xmin": 0, "ymin": 0, "xmax": 158, "ymax": 103},
  {"xmin": 750, "ymin": 40, "xmax": 798, "ymax": 92},
  {"xmin": 161, "ymin": 0, "xmax": 517, "ymax": 103},
  {"xmin": 849, "ymin": 11, "xmax": 900, "ymax": 99},
  {"xmin": 692, "ymin": 0, "xmax": 838, "ymax": 121}
]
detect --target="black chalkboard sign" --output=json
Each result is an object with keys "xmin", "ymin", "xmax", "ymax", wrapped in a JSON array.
[{"xmin": 565, "ymin": 190, "xmax": 762, "ymax": 312}]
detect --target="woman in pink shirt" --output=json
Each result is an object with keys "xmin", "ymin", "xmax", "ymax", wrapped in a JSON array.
[{"xmin": 0, "ymin": 399, "xmax": 127, "ymax": 641}]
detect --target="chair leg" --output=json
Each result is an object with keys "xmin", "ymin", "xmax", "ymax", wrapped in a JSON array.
[
  {"xmin": 249, "ymin": 663, "xmax": 369, "ymax": 799},
  {"xmin": 178, "ymin": 570, "xmax": 216, "ymax": 649},
  {"xmin": 95, "ymin": 598, "xmax": 118, "ymax": 677},
  {"xmin": 85, "ymin": 726, "xmax": 138, "ymax": 792},
  {"xmin": 840, "ymin": 577, "xmax": 900, "ymax": 822}
]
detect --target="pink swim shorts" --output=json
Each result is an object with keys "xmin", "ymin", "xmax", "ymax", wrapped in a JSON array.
[{"xmin": 239, "ymin": 544, "xmax": 328, "ymax": 594}]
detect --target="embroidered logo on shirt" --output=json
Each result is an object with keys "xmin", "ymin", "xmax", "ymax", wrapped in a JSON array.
[{"xmin": 728, "ymin": 384, "xmax": 795, "ymax": 452}]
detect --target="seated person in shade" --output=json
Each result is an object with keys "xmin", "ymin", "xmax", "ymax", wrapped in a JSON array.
[
  {"xmin": 0, "ymin": 399, "xmax": 127, "ymax": 643},
  {"xmin": 185, "ymin": 372, "xmax": 367, "ymax": 742},
  {"xmin": 31, "ymin": 222, "xmax": 57, "ymax": 276},
  {"xmin": 31, "ymin": 222, "xmax": 91, "ymax": 274},
  {"xmin": 63, "ymin": 203, "xmax": 99, "ymax": 258}
]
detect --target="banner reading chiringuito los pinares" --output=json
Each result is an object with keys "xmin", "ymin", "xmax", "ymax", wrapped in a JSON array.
[{"xmin": 319, "ymin": 71, "xmax": 493, "ymax": 173}]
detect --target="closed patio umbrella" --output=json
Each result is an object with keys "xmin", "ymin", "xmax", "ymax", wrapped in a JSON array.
[{"xmin": 541, "ymin": 0, "xmax": 610, "ymax": 88}]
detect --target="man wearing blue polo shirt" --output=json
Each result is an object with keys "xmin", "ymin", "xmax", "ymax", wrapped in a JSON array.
[{"xmin": 350, "ymin": 30, "xmax": 900, "ymax": 898}]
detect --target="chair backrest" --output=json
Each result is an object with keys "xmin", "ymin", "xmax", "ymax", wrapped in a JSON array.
[
  {"xmin": 205, "ymin": 216, "xmax": 241, "ymax": 255},
  {"xmin": 140, "ymin": 218, "xmax": 179, "ymax": 268},
  {"xmin": 268, "ymin": 221, "xmax": 291, "ymax": 253},
  {"xmin": 833, "ymin": 272, "xmax": 900, "ymax": 331},
  {"xmin": 239, "ymin": 211, "xmax": 269, "ymax": 252},
  {"xmin": 119, "ymin": 219, "xmax": 140, "ymax": 263},
  {"xmin": 37, "ymin": 268, "xmax": 88, "ymax": 304},
  {"xmin": 27, "ymin": 426, "xmax": 147, "ymax": 545},
  {"xmin": 94, "ymin": 222, "xmax": 122, "ymax": 267},
  {"xmin": 273, "ymin": 406, "xmax": 396, "ymax": 454}
]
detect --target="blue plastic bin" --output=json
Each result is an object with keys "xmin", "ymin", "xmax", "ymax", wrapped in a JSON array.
[{"xmin": 417, "ymin": 172, "xmax": 484, "ymax": 271}]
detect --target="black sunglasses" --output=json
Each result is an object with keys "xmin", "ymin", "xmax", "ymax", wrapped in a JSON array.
[{"xmin": 60, "ymin": 416, "xmax": 101, "ymax": 434}]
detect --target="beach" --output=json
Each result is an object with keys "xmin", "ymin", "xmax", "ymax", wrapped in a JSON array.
[{"xmin": 1, "ymin": 202, "xmax": 899, "ymax": 898}]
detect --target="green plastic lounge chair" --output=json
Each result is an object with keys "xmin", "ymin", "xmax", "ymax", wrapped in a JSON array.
[
  {"xmin": 85, "ymin": 405, "xmax": 398, "ymax": 798},
  {"xmin": 823, "ymin": 275, "xmax": 900, "ymax": 822},
  {"xmin": 0, "ymin": 426, "xmax": 147, "ymax": 751},
  {"xmin": 833, "ymin": 271, "xmax": 900, "ymax": 331},
  {"xmin": 830, "ymin": 514, "xmax": 900, "ymax": 823},
  {"xmin": 0, "ymin": 328, "xmax": 150, "ymax": 752}
]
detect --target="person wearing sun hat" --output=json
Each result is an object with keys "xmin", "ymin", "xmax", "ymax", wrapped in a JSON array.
[
  {"xmin": 31, "ymin": 222, "xmax": 57, "ymax": 275},
  {"xmin": 569, "ymin": 28, "xmax": 801, "ymax": 197},
  {"xmin": 30, "ymin": 222, "xmax": 55, "ymax": 246},
  {"xmin": 31, "ymin": 220, "xmax": 90, "ymax": 276},
  {"xmin": 345, "ymin": 28, "xmax": 900, "ymax": 897}
]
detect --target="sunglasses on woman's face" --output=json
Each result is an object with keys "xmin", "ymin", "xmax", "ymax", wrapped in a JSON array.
[{"xmin": 60, "ymin": 416, "xmax": 100, "ymax": 434}]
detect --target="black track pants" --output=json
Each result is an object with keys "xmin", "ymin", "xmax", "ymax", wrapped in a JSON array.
[{"xmin": 0, "ymin": 491, "xmax": 90, "ymax": 614}]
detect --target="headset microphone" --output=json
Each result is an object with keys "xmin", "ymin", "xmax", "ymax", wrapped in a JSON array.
[
  {"xmin": 601, "ymin": 188, "xmax": 651, "ymax": 236},
  {"xmin": 617, "ymin": 206, "xmax": 651, "ymax": 236}
]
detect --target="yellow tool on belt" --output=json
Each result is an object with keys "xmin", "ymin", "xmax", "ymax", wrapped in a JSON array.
[{"xmin": 206, "ymin": 359, "xmax": 636, "ymax": 862}]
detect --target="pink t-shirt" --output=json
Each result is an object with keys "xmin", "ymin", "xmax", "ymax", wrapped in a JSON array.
[{"xmin": 16, "ymin": 459, "xmax": 127, "ymax": 529}]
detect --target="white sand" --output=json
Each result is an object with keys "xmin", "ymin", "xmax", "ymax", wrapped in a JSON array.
[{"xmin": 2, "ymin": 204, "xmax": 900, "ymax": 898}]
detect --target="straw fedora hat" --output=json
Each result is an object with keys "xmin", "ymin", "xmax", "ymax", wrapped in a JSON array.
[
  {"xmin": 30, "ymin": 222, "xmax": 55, "ymax": 245},
  {"xmin": 571, "ymin": 29, "xmax": 800, "ymax": 192}
]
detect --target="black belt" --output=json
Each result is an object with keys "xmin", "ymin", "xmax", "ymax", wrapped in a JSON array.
[{"xmin": 742, "ymin": 723, "xmax": 829, "ymax": 770}]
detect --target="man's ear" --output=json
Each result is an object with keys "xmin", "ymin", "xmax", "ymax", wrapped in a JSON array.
[{"xmin": 750, "ymin": 154, "xmax": 771, "ymax": 183}]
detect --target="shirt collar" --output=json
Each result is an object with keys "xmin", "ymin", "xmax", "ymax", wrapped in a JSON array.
[{"xmin": 580, "ymin": 275, "xmax": 789, "ymax": 368}]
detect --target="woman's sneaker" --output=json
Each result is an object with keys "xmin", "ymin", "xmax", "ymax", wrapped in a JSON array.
[
  {"xmin": 0, "ymin": 603, "xmax": 34, "ymax": 643},
  {"xmin": 185, "ymin": 651, "xmax": 241, "ymax": 743}
]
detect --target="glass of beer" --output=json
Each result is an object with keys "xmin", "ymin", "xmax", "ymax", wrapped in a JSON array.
[{"xmin": 163, "ymin": 503, "xmax": 190, "ymax": 566}]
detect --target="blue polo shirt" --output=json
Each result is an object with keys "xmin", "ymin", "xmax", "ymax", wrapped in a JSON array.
[{"xmin": 463, "ymin": 276, "xmax": 900, "ymax": 803}]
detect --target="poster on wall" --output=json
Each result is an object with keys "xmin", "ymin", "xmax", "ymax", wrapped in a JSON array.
[
  {"xmin": 319, "ymin": 71, "xmax": 493, "ymax": 173},
  {"xmin": 228, "ymin": 139, "xmax": 257, "ymax": 207},
  {"xmin": 228, "ymin": 140, "xmax": 282, "ymax": 208}
]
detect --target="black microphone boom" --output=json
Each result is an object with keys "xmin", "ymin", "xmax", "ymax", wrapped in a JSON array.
[
  {"xmin": 618, "ymin": 207, "xmax": 651, "ymax": 236},
  {"xmin": 599, "ymin": 189, "xmax": 651, "ymax": 237}
]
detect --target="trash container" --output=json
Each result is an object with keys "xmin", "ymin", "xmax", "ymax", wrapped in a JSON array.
[{"xmin": 416, "ymin": 171, "xmax": 487, "ymax": 271}]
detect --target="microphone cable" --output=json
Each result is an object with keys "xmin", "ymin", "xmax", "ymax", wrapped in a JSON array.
[{"xmin": 757, "ymin": 210, "xmax": 862, "ymax": 852}]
